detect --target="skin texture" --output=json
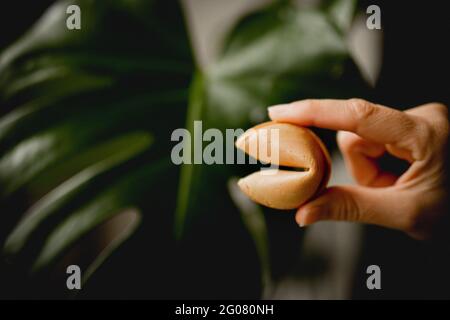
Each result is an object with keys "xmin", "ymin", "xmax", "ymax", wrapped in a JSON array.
[{"xmin": 268, "ymin": 99, "xmax": 449, "ymax": 239}]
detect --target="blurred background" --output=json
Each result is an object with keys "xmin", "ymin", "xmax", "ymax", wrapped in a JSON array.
[{"xmin": 0, "ymin": 0, "xmax": 448, "ymax": 299}]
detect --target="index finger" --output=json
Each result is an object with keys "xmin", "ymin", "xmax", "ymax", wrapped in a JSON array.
[{"xmin": 268, "ymin": 99, "xmax": 417, "ymax": 145}]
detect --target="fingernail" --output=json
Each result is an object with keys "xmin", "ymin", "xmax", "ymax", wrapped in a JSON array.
[
  {"xmin": 296, "ymin": 208, "xmax": 310, "ymax": 227},
  {"xmin": 268, "ymin": 104, "xmax": 291, "ymax": 119},
  {"xmin": 297, "ymin": 221, "xmax": 306, "ymax": 228},
  {"xmin": 296, "ymin": 206, "xmax": 321, "ymax": 227}
]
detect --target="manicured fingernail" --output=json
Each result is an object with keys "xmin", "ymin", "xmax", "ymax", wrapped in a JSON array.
[{"xmin": 268, "ymin": 104, "xmax": 291, "ymax": 119}]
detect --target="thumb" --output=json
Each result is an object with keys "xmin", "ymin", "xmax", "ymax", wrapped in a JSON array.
[{"xmin": 296, "ymin": 186, "xmax": 415, "ymax": 232}]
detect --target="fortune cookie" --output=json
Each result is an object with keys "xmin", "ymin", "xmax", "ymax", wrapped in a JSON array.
[{"xmin": 235, "ymin": 121, "xmax": 331, "ymax": 209}]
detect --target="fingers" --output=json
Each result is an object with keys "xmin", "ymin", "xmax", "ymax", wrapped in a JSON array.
[
  {"xmin": 268, "ymin": 98, "xmax": 419, "ymax": 150},
  {"xmin": 406, "ymin": 103, "xmax": 449, "ymax": 146},
  {"xmin": 337, "ymin": 131, "xmax": 397, "ymax": 187},
  {"xmin": 405, "ymin": 102, "xmax": 448, "ymax": 125},
  {"xmin": 268, "ymin": 99, "xmax": 448, "ymax": 239},
  {"xmin": 295, "ymin": 185, "xmax": 418, "ymax": 235}
]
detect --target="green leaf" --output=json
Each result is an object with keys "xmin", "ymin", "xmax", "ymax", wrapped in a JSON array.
[
  {"xmin": 0, "ymin": 0, "xmax": 367, "ymax": 297},
  {"xmin": 30, "ymin": 158, "xmax": 168, "ymax": 273},
  {"xmin": 175, "ymin": 0, "xmax": 367, "ymax": 282},
  {"xmin": 326, "ymin": 0, "xmax": 358, "ymax": 33},
  {"xmin": 0, "ymin": 0, "xmax": 193, "ymax": 289},
  {"xmin": 3, "ymin": 132, "xmax": 152, "ymax": 259},
  {"xmin": 176, "ymin": 0, "xmax": 366, "ymax": 236}
]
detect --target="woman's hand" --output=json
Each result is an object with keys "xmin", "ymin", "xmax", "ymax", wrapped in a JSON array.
[{"xmin": 268, "ymin": 99, "xmax": 449, "ymax": 239}]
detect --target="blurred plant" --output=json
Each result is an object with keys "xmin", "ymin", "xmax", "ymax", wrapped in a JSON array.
[{"xmin": 0, "ymin": 0, "xmax": 367, "ymax": 298}]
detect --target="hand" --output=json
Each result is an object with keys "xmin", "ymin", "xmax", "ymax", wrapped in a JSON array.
[{"xmin": 268, "ymin": 99, "xmax": 449, "ymax": 239}]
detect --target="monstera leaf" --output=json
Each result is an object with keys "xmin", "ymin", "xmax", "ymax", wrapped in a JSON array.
[
  {"xmin": 0, "ymin": 0, "xmax": 193, "ymax": 296},
  {"xmin": 0, "ymin": 0, "xmax": 367, "ymax": 298},
  {"xmin": 176, "ymin": 0, "xmax": 367, "ymax": 284}
]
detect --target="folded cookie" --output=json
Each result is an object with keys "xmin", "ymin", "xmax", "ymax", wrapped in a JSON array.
[{"xmin": 235, "ymin": 121, "xmax": 331, "ymax": 209}]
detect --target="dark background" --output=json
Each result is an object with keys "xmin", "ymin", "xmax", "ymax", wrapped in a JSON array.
[
  {"xmin": 1, "ymin": 0, "xmax": 449, "ymax": 299},
  {"xmin": 352, "ymin": 0, "xmax": 450, "ymax": 299}
]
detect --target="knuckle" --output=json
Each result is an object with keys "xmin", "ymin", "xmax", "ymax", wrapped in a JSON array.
[
  {"xmin": 422, "ymin": 103, "xmax": 449, "ymax": 134},
  {"xmin": 345, "ymin": 194, "xmax": 361, "ymax": 222},
  {"xmin": 433, "ymin": 104, "xmax": 449, "ymax": 139},
  {"xmin": 416, "ymin": 103, "xmax": 448, "ymax": 137},
  {"xmin": 332, "ymin": 187, "xmax": 361, "ymax": 222},
  {"xmin": 348, "ymin": 98, "xmax": 376, "ymax": 124},
  {"xmin": 420, "ymin": 119, "xmax": 448, "ymax": 158},
  {"xmin": 431, "ymin": 102, "xmax": 448, "ymax": 117},
  {"xmin": 403, "ymin": 118, "xmax": 433, "ymax": 160},
  {"xmin": 415, "ymin": 119, "xmax": 433, "ymax": 145}
]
